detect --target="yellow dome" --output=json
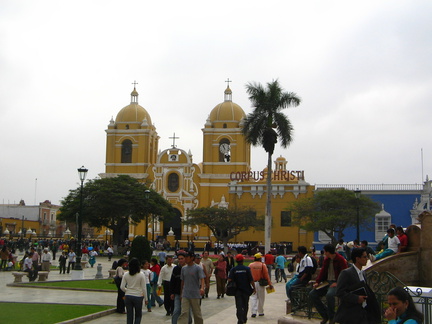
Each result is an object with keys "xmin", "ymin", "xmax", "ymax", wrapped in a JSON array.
[
  {"xmin": 115, "ymin": 103, "xmax": 152, "ymax": 125},
  {"xmin": 209, "ymin": 87, "xmax": 245, "ymax": 122},
  {"xmin": 114, "ymin": 87, "xmax": 152, "ymax": 125}
]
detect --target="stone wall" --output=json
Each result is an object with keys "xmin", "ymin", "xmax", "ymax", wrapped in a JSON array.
[
  {"xmin": 366, "ymin": 211, "xmax": 432, "ymax": 287},
  {"xmin": 365, "ymin": 251, "xmax": 420, "ymax": 286}
]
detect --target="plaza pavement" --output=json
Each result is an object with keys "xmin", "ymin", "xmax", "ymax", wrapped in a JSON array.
[{"xmin": 0, "ymin": 252, "xmax": 321, "ymax": 324}]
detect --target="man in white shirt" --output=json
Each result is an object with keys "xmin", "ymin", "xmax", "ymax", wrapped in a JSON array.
[
  {"xmin": 158, "ymin": 256, "xmax": 175, "ymax": 316},
  {"xmin": 369, "ymin": 228, "xmax": 400, "ymax": 261},
  {"xmin": 67, "ymin": 249, "xmax": 76, "ymax": 273},
  {"xmin": 41, "ymin": 248, "xmax": 52, "ymax": 271}
]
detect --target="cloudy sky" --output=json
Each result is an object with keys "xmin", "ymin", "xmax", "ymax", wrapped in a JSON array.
[{"xmin": 1, "ymin": 1, "xmax": 431, "ymax": 206}]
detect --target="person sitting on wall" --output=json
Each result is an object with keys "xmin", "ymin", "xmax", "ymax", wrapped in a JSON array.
[
  {"xmin": 286, "ymin": 246, "xmax": 314, "ymax": 302},
  {"xmin": 396, "ymin": 226, "xmax": 408, "ymax": 252},
  {"xmin": 309, "ymin": 244, "xmax": 348, "ymax": 324},
  {"xmin": 369, "ymin": 228, "xmax": 400, "ymax": 262},
  {"xmin": 360, "ymin": 240, "xmax": 375, "ymax": 257}
]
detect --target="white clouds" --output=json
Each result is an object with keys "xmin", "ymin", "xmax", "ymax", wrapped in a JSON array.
[{"xmin": 0, "ymin": 0, "xmax": 431, "ymax": 205}]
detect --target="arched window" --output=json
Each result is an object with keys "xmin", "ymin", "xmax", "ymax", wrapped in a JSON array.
[
  {"xmin": 168, "ymin": 173, "xmax": 179, "ymax": 192},
  {"xmin": 121, "ymin": 139, "xmax": 132, "ymax": 163}
]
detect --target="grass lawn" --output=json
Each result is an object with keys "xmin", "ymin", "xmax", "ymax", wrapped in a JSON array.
[
  {"xmin": 24, "ymin": 278, "xmax": 117, "ymax": 291},
  {"xmin": 0, "ymin": 302, "xmax": 113, "ymax": 324}
]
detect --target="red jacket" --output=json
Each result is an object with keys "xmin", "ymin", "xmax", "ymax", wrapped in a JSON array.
[
  {"xmin": 264, "ymin": 253, "xmax": 275, "ymax": 265},
  {"xmin": 315, "ymin": 252, "xmax": 348, "ymax": 284}
]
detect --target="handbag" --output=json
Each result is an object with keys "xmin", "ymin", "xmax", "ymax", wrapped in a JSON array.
[
  {"xmin": 225, "ymin": 280, "xmax": 237, "ymax": 296},
  {"xmin": 258, "ymin": 263, "xmax": 269, "ymax": 286},
  {"xmin": 258, "ymin": 278, "xmax": 269, "ymax": 286}
]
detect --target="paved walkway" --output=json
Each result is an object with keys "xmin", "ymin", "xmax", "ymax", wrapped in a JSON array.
[{"xmin": 0, "ymin": 252, "xmax": 321, "ymax": 324}]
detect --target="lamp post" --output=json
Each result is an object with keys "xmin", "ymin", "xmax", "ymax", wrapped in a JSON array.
[
  {"xmin": 105, "ymin": 229, "xmax": 111, "ymax": 245},
  {"xmin": 21, "ymin": 216, "xmax": 25, "ymax": 239},
  {"xmin": 144, "ymin": 189, "xmax": 150, "ymax": 238},
  {"xmin": 75, "ymin": 166, "xmax": 88, "ymax": 271},
  {"xmin": 354, "ymin": 188, "xmax": 361, "ymax": 241}
]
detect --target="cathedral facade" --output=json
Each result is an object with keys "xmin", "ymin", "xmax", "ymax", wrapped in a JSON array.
[{"xmin": 100, "ymin": 85, "xmax": 314, "ymax": 250}]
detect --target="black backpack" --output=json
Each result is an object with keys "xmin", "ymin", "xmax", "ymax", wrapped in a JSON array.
[{"xmin": 309, "ymin": 255, "xmax": 318, "ymax": 274}]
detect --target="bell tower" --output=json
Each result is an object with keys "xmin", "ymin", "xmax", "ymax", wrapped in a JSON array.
[
  {"xmin": 200, "ymin": 84, "xmax": 251, "ymax": 206},
  {"xmin": 102, "ymin": 85, "xmax": 159, "ymax": 180}
]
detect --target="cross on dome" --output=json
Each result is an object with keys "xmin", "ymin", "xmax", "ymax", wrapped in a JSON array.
[{"xmin": 169, "ymin": 132, "xmax": 179, "ymax": 148}]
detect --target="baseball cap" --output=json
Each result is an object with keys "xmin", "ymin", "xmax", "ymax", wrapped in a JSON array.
[
  {"xmin": 254, "ymin": 252, "xmax": 262, "ymax": 259},
  {"xmin": 235, "ymin": 254, "xmax": 244, "ymax": 262},
  {"xmin": 195, "ymin": 254, "xmax": 202, "ymax": 259}
]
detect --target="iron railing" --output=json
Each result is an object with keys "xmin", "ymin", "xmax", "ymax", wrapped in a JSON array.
[
  {"xmin": 315, "ymin": 184, "xmax": 423, "ymax": 191},
  {"xmin": 367, "ymin": 270, "xmax": 431, "ymax": 324}
]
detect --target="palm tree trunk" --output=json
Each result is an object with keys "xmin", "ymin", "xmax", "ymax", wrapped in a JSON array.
[{"xmin": 265, "ymin": 151, "xmax": 272, "ymax": 254}]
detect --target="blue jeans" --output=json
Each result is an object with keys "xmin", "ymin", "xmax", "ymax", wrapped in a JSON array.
[
  {"xmin": 285, "ymin": 274, "xmax": 300, "ymax": 299},
  {"xmin": 309, "ymin": 282, "xmax": 337, "ymax": 320},
  {"xmin": 375, "ymin": 249, "xmax": 395, "ymax": 260},
  {"xmin": 150, "ymin": 281, "xmax": 164, "ymax": 306},
  {"xmin": 124, "ymin": 295, "xmax": 144, "ymax": 324}
]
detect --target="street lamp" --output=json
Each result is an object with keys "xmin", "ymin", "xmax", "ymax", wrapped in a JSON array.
[
  {"xmin": 354, "ymin": 188, "xmax": 361, "ymax": 241},
  {"xmin": 105, "ymin": 229, "xmax": 111, "ymax": 245},
  {"xmin": 75, "ymin": 166, "xmax": 88, "ymax": 271},
  {"xmin": 144, "ymin": 189, "xmax": 150, "ymax": 238}
]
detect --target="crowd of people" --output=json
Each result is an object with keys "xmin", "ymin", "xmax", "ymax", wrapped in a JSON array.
[{"xmin": 0, "ymin": 224, "xmax": 423, "ymax": 324}]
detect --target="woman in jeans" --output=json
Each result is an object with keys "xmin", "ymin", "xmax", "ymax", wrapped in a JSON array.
[
  {"xmin": 213, "ymin": 254, "xmax": 227, "ymax": 298},
  {"xmin": 121, "ymin": 258, "xmax": 148, "ymax": 324}
]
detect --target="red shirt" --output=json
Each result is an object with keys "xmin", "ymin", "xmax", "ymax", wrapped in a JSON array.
[
  {"xmin": 264, "ymin": 253, "xmax": 275, "ymax": 265},
  {"xmin": 150, "ymin": 263, "xmax": 161, "ymax": 276},
  {"xmin": 398, "ymin": 233, "xmax": 408, "ymax": 251}
]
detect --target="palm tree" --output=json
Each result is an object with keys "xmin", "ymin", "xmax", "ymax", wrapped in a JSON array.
[{"xmin": 242, "ymin": 79, "xmax": 301, "ymax": 253}]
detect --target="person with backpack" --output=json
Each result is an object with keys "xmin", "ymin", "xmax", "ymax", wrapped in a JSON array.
[
  {"xmin": 309, "ymin": 244, "xmax": 348, "ymax": 324},
  {"xmin": 286, "ymin": 246, "xmax": 314, "ymax": 302}
]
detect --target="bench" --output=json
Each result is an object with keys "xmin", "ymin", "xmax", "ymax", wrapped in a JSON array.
[
  {"xmin": 108, "ymin": 269, "xmax": 116, "ymax": 278},
  {"xmin": 37, "ymin": 271, "xmax": 49, "ymax": 281},
  {"xmin": 12, "ymin": 272, "xmax": 26, "ymax": 283}
]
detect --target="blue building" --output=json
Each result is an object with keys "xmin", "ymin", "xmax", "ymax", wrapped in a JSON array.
[{"xmin": 312, "ymin": 181, "xmax": 431, "ymax": 251}]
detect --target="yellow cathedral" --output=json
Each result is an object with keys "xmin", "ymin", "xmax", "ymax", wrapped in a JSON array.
[{"xmin": 99, "ymin": 84, "xmax": 314, "ymax": 251}]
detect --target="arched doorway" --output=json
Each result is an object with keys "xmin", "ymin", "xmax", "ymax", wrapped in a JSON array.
[{"xmin": 164, "ymin": 208, "xmax": 182, "ymax": 240}]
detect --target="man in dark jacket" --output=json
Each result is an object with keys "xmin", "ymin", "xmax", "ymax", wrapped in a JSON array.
[
  {"xmin": 226, "ymin": 251, "xmax": 235, "ymax": 275},
  {"xmin": 309, "ymin": 244, "xmax": 348, "ymax": 324},
  {"xmin": 228, "ymin": 254, "xmax": 255, "ymax": 324},
  {"xmin": 334, "ymin": 248, "xmax": 380, "ymax": 324},
  {"xmin": 170, "ymin": 250, "xmax": 187, "ymax": 324}
]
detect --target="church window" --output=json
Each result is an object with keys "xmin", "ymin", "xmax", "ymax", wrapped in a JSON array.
[
  {"xmin": 121, "ymin": 139, "xmax": 132, "ymax": 163},
  {"xmin": 375, "ymin": 215, "xmax": 390, "ymax": 241},
  {"xmin": 280, "ymin": 211, "xmax": 291, "ymax": 226},
  {"xmin": 168, "ymin": 173, "xmax": 180, "ymax": 192}
]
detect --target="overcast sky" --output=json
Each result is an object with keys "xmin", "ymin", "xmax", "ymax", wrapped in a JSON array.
[{"xmin": 1, "ymin": 1, "xmax": 431, "ymax": 206}]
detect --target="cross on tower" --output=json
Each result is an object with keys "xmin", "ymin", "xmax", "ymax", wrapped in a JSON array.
[
  {"xmin": 225, "ymin": 78, "xmax": 232, "ymax": 87},
  {"xmin": 132, "ymin": 80, "xmax": 138, "ymax": 88},
  {"xmin": 169, "ymin": 132, "xmax": 179, "ymax": 148}
]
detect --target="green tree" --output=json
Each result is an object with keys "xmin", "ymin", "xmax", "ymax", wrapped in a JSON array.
[
  {"xmin": 242, "ymin": 79, "xmax": 301, "ymax": 252},
  {"xmin": 129, "ymin": 235, "xmax": 152, "ymax": 264},
  {"xmin": 289, "ymin": 188, "xmax": 381, "ymax": 245},
  {"xmin": 185, "ymin": 207, "xmax": 261, "ymax": 253},
  {"xmin": 59, "ymin": 175, "xmax": 174, "ymax": 245}
]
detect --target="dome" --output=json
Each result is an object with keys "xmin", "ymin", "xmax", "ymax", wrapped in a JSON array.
[
  {"xmin": 209, "ymin": 86, "xmax": 245, "ymax": 122},
  {"xmin": 115, "ymin": 103, "xmax": 152, "ymax": 125},
  {"xmin": 114, "ymin": 87, "xmax": 152, "ymax": 125}
]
